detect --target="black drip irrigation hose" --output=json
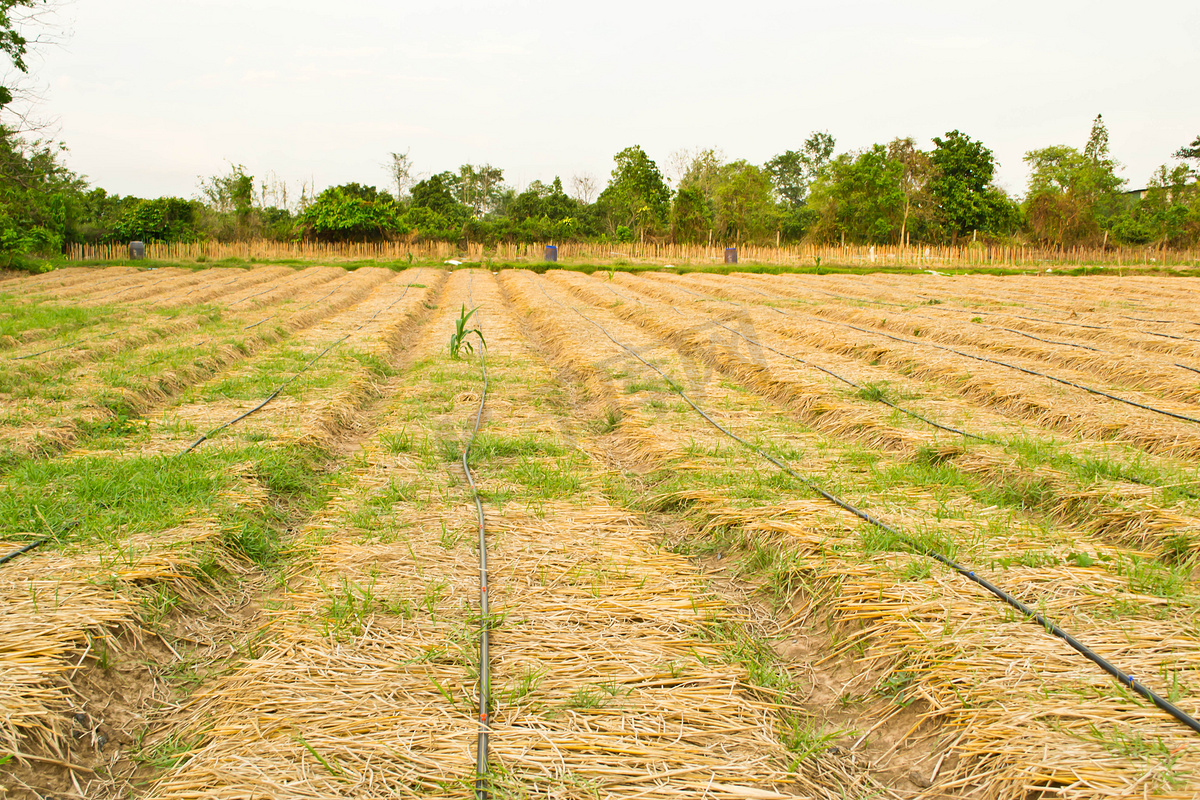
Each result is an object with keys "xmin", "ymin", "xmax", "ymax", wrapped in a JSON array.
[
  {"xmin": 0, "ymin": 522, "xmax": 78, "ymax": 567},
  {"xmin": 228, "ymin": 271, "xmax": 309, "ymax": 307},
  {"xmin": 721, "ymin": 279, "xmax": 1200, "ymax": 394},
  {"xmin": 242, "ymin": 285, "xmax": 342, "ymax": 331},
  {"xmin": 243, "ymin": 316, "xmax": 275, "ymax": 331},
  {"xmin": 669, "ymin": 280, "xmax": 1200, "ymax": 497},
  {"xmin": 959, "ymin": 321, "xmax": 1101, "ymax": 352},
  {"xmin": 0, "ymin": 537, "xmax": 49, "ymax": 565},
  {"xmin": 10, "ymin": 331, "xmax": 119, "ymax": 361},
  {"xmin": 179, "ymin": 334, "xmax": 352, "ymax": 454},
  {"xmin": 747, "ymin": 278, "xmax": 1200, "ymax": 347},
  {"xmin": 461, "ymin": 272, "xmax": 492, "ymax": 799},
  {"xmin": 1119, "ymin": 313, "xmax": 1200, "ymax": 327},
  {"xmin": 532, "ymin": 278, "xmax": 1200, "ymax": 737},
  {"xmin": 182, "ymin": 270, "xmax": 426, "ymax": 455},
  {"xmin": 650, "ymin": 280, "xmax": 1197, "ymax": 493}
]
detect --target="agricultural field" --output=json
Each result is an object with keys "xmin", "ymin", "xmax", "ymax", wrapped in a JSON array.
[{"xmin": 1, "ymin": 264, "xmax": 1199, "ymax": 799}]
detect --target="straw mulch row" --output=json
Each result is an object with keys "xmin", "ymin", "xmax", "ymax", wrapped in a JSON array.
[
  {"xmin": 0, "ymin": 518, "xmax": 256, "ymax": 781},
  {"xmin": 745, "ymin": 273, "xmax": 1200, "ymax": 366},
  {"xmin": 0, "ymin": 267, "xmax": 398, "ymax": 458},
  {"xmin": 856, "ymin": 273, "xmax": 1200, "ymax": 317},
  {"xmin": 579, "ymin": 272, "xmax": 1200, "ymax": 558},
  {"xmin": 144, "ymin": 270, "xmax": 875, "ymax": 799},
  {"xmin": 499, "ymin": 270, "xmax": 1200, "ymax": 800},
  {"xmin": 0, "ymin": 271, "xmax": 445, "ymax": 797},
  {"xmin": 794, "ymin": 294, "xmax": 1200, "ymax": 405},
  {"xmin": 637, "ymin": 272, "xmax": 1200, "ymax": 461},
  {"xmin": 101, "ymin": 265, "xmax": 341, "ymax": 309}
]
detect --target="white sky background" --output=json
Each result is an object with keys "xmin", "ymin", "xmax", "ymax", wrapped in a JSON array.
[{"xmin": 17, "ymin": 0, "xmax": 1200, "ymax": 203}]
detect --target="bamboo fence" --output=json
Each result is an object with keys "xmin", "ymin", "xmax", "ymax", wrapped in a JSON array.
[{"xmin": 66, "ymin": 240, "xmax": 1200, "ymax": 269}]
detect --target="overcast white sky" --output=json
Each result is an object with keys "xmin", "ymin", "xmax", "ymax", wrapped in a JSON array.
[{"xmin": 15, "ymin": 0, "xmax": 1200, "ymax": 203}]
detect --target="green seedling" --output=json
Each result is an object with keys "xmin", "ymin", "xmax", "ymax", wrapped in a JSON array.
[{"xmin": 449, "ymin": 305, "xmax": 486, "ymax": 360}]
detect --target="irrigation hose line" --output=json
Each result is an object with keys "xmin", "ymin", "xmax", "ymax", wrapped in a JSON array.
[
  {"xmin": 0, "ymin": 522, "xmax": 78, "ymax": 567},
  {"xmin": 462, "ymin": 271, "xmax": 492, "ymax": 799},
  {"xmin": 243, "ymin": 286, "xmax": 342, "ymax": 331},
  {"xmin": 0, "ymin": 537, "xmax": 49, "ymax": 565},
  {"xmin": 10, "ymin": 331, "xmax": 119, "ymax": 361},
  {"xmin": 738, "ymin": 280, "xmax": 1199, "ymax": 357},
  {"xmin": 2, "ymin": 271, "xmax": 427, "ymax": 567},
  {"xmin": 179, "ymin": 333, "xmax": 352, "ymax": 454},
  {"xmin": 533, "ymin": 279, "xmax": 1200, "ymax": 737},
  {"xmin": 825, "ymin": 317, "xmax": 1200, "ymax": 425}
]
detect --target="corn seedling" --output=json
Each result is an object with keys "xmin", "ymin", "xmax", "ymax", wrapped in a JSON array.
[{"xmin": 449, "ymin": 304, "xmax": 486, "ymax": 359}]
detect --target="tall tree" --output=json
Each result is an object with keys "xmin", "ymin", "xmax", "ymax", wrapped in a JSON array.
[
  {"xmin": 886, "ymin": 137, "xmax": 932, "ymax": 246},
  {"xmin": 670, "ymin": 185, "xmax": 710, "ymax": 243},
  {"xmin": 765, "ymin": 131, "xmax": 835, "ymax": 208},
  {"xmin": 444, "ymin": 164, "xmax": 505, "ymax": 217},
  {"xmin": 1079, "ymin": 114, "xmax": 1125, "ymax": 218},
  {"xmin": 388, "ymin": 150, "xmax": 414, "ymax": 201},
  {"xmin": 1175, "ymin": 135, "xmax": 1200, "ymax": 178},
  {"xmin": 808, "ymin": 145, "xmax": 905, "ymax": 244},
  {"xmin": 596, "ymin": 145, "xmax": 671, "ymax": 237},
  {"xmin": 1023, "ymin": 116, "xmax": 1125, "ymax": 247},
  {"xmin": 0, "ymin": 0, "xmax": 47, "ymax": 107},
  {"xmin": 712, "ymin": 160, "xmax": 778, "ymax": 244},
  {"xmin": 678, "ymin": 148, "xmax": 725, "ymax": 205},
  {"xmin": 928, "ymin": 130, "xmax": 1002, "ymax": 243}
]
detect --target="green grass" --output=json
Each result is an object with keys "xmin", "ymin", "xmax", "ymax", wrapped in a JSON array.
[
  {"xmin": 0, "ymin": 295, "xmax": 118, "ymax": 341},
  {"xmin": 0, "ymin": 442, "xmax": 330, "ymax": 567}
]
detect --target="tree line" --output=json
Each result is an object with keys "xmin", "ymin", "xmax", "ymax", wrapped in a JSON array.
[{"xmin": 0, "ymin": 5, "xmax": 1197, "ymax": 266}]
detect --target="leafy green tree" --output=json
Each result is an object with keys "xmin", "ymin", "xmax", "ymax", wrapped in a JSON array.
[
  {"xmin": 671, "ymin": 185, "xmax": 711, "ymax": 243},
  {"xmin": 1079, "ymin": 114, "xmax": 1125, "ymax": 223},
  {"xmin": 764, "ymin": 150, "xmax": 804, "ymax": 207},
  {"xmin": 508, "ymin": 176, "xmax": 578, "ymax": 224},
  {"xmin": 808, "ymin": 145, "xmax": 904, "ymax": 244},
  {"xmin": 928, "ymin": 130, "xmax": 1010, "ymax": 243},
  {"xmin": 1110, "ymin": 163, "xmax": 1199, "ymax": 248},
  {"xmin": 107, "ymin": 197, "xmax": 202, "ymax": 243},
  {"xmin": 197, "ymin": 163, "xmax": 256, "ymax": 239},
  {"xmin": 1023, "ymin": 116, "xmax": 1125, "ymax": 246},
  {"xmin": 297, "ymin": 185, "xmax": 401, "ymax": 242},
  {"xmin": 712, "ymin": 160, "xmax": 778, "ymax": 244},
  {"xmin": 411, "ymin": 173, "xmax": 465, "ymax": 219},
  {"xmin": 0, "ymin": 129, "xmax": 82, "ymax": 263},
  {"xmin": 443, "ymin": 164, "xmax": 505, "ymax": 217},
  {"xmin": 596, "ymin": 145, "xmax": 671, "ymax": 238},
  {"xmin": 887, "ymin": 137, "xmax": 933, "ymax": 245},
  {"xmin": 765, "ymin": 131, "xmax": 835, "ymax": 208},
  {"xmin": 679, "ymin": 148, "xmax": 725, "ymax": 204},
  {"xmin": 0, "ymin": 0, "xmax": 46, "ymax": 106}
]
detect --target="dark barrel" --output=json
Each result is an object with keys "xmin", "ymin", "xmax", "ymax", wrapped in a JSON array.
[
  {"xmin": 129, "ymin": 241, "xmax": 145, "ymax": 260},
  {"xmin": 544, "ymin": 245, "xmax": 558, "ymax": 262},
  {"xmin": 724, "ymin": 247, "xmax": 737, "ymax": 264}
]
